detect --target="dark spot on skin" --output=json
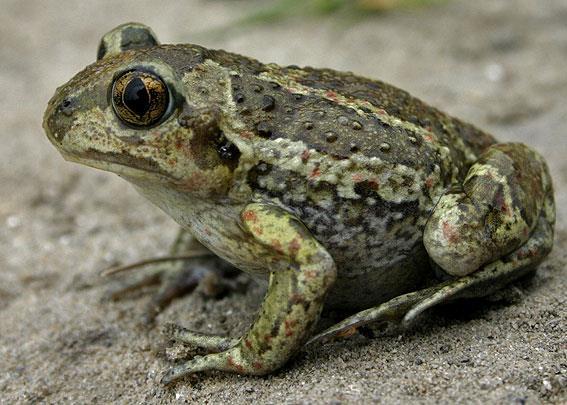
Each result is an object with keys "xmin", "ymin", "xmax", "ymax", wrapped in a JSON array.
[
  {"xmin": 350, "ymin": 143, "xmax": 359, "ymax": 153},
  {"xmin": 292, "ymin": 93, "xmax": 304, "ymax": 101},
  {"xmin": 354, "ymin": 181, "xmax": 381, "ymax": 197},
  {"xmin": 325, "ymin": 132, "xmax": 338, "ymax": 143},
  {"xmin": 235, "ymin": 93, "xmax": 245, "ymax": 103},
  {"xmin": 304, "ymin": 121, "xmax": 314, "ymax": 130},
  {"xmin": 252, "ymin": 84, "xmax": 263, "ymax": 93},
  {"xmin": 257, "ymin": 121, "xmax": 273, "ymax": 138},
  {"xmin": 261, "ymin": 95, "xmax": 276, "ymax": 112}
]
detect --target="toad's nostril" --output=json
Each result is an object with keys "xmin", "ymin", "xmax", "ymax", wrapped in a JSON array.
[
  {"xmin": 60, "ymin": 97, "xmax": 77, "ymax": 116},
  {"xmin": 43, "ymin": 97, "xmax": 74, "ymax": 144}
]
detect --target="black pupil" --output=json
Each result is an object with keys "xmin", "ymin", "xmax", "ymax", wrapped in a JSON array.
[{"xmin": 123, "ymin": 77, "xmax": 150, "ymax": 116}]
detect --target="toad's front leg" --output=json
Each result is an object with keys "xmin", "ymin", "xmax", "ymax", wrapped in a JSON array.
[{"xmin": 161, "ymin": 203, "xmax": 337, "ymax": 384}]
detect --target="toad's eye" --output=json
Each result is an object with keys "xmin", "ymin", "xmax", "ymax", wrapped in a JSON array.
[{"xmin": 111, "ymin": 71, "xmax": 169, "ymax": 127}]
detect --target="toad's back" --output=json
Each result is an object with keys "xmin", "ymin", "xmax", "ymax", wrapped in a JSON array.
[{"xmin": 203, "ymin": 49, "xmax": 498, "ymax": 308}]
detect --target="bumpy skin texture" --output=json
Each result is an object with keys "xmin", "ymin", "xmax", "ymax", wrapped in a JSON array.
[{"xmin": 43, "ymin": 23, "xmax": 555, "ymax": 383}]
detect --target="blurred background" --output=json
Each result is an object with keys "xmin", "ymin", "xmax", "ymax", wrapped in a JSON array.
[{"xmin": 1, "ymin": 0, "xmax": 566, "ymax": 403}]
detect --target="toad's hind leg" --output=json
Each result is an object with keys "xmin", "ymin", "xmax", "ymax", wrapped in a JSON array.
[
  {"xmin": 309, "ymin": 143, "xmax": 555, "ymax": 345},
  {"xmin": 424, "ymin": 143, "xmax": 554, "ymax": 279}
]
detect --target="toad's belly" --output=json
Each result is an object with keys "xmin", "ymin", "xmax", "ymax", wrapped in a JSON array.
[
  {"xmin": 292, "ymin": 198, "xmax": 435, "ymax": 310},
  {"xmin": 324, "ymin": 242, "xmax": 433, "ymax": 310}
]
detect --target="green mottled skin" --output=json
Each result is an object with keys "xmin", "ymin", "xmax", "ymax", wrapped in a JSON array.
[{"xmin": 43, "ymin": 23, "xmax": 555, "ymax": 383}]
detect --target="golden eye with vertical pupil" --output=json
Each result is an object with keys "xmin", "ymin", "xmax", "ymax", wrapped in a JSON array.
[{"xmin": 111, "ymin": 71, "xmax": 169, "ymax": 127}]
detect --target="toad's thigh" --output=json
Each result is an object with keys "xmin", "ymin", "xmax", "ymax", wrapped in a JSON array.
[{"xmin": 424, "ymin": 142, "xmax": 554, "ymax": 277}]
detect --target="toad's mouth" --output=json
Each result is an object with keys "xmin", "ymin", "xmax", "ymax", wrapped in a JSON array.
[{"xmin": 61, "ymin": 149, "xmax": 179, "ymax": 182}]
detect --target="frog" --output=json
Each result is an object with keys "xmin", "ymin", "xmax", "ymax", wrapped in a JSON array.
[{"xmin": 43, "ymin": 23, "xmax": 555, "ymax": 384}]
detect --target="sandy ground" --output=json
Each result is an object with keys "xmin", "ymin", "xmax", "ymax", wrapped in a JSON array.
[{"xmin": 1, "ymin": 0, "xmax": 566, "ymax": 403}]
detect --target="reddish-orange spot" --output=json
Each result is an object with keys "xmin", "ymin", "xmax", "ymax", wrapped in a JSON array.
[
  {"xmin": 368, "ymin": 180, "xmax": 380, "ymax": 190},
  {"xmin": 519, "ymin": 247, "xmax": 538, "ymax": 260},
  {"xmin": 289, "ymin": 237, "xmax": 302, "ymax": 256},
  {"xmin": 423, "ymin": 134, "xmax": 433, "ymax": 143},
  {"xmin": 242, "ymin": 210, "xmax": 257, "ymax": 222},
  {"xmin": 284, "ymin": 319, "xmax": 297, "ymax": 337},
  {"xmin": 309, "ymin": 167, "xmax": 321, "ymax": 179},
  {"xmin": 245, "ymin": 339, "xmax": 253, "ymax": 349},
  {"xmin": 501, "ymin": 203, "xmax": 510, "ymax": 215},
  {"xmin": 325, "ymin": 90, "xmax": 337, "ymax": 100},
  {"xmin": 494, "ymin": 191, "xmax": 510, "ymax": 215},
  {"xmin": 442, "ymin": 221, "xmax": 460, "ymax": 244},
  {"xmin": 426, "ymin": 177, "xmax": 434, "ymax": 189},
  {"xmin": 240, "ymin": 130, "xmax": 253, "ymax": 139},
  {"xmin": 271, "ymin": 239, "xmax": 284, "ymax": 254},
  {"xmin": 227, "ymin": 356, "xmax": 245, "ymax": 373},
  {"xmin": 305, "ymin": 269, "xmax": 318, "ymax": 280},
  {"xmin": 290, "ymin": 293, "xmax": 305, "ymax": 304},
  {"xmin": 180, "ymin": 172, "xmax": 207, "ymax": 192},
  {"xmin": 352, "ymin": 173, "xmax": 364, "ymax": 183},
  {"xmin": 253, "ymin": 226, "xmax": 263, "ymax": 235},
  {"xmin": 301, "ymin": 149, "xmax": 311, "ymax": 163},
  {"xmin": 253, "ymin": 362, "xmax": 263, "ymax": 370}
]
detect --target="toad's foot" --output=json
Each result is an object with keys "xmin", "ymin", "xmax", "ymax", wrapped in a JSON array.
[
  {"xmin": 163, "ymin": 323, "xmax": 239, "ymax": 353},
  {"xmin": 104, "ymin": 229, "xmax": 241, "ymax": 324}
]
